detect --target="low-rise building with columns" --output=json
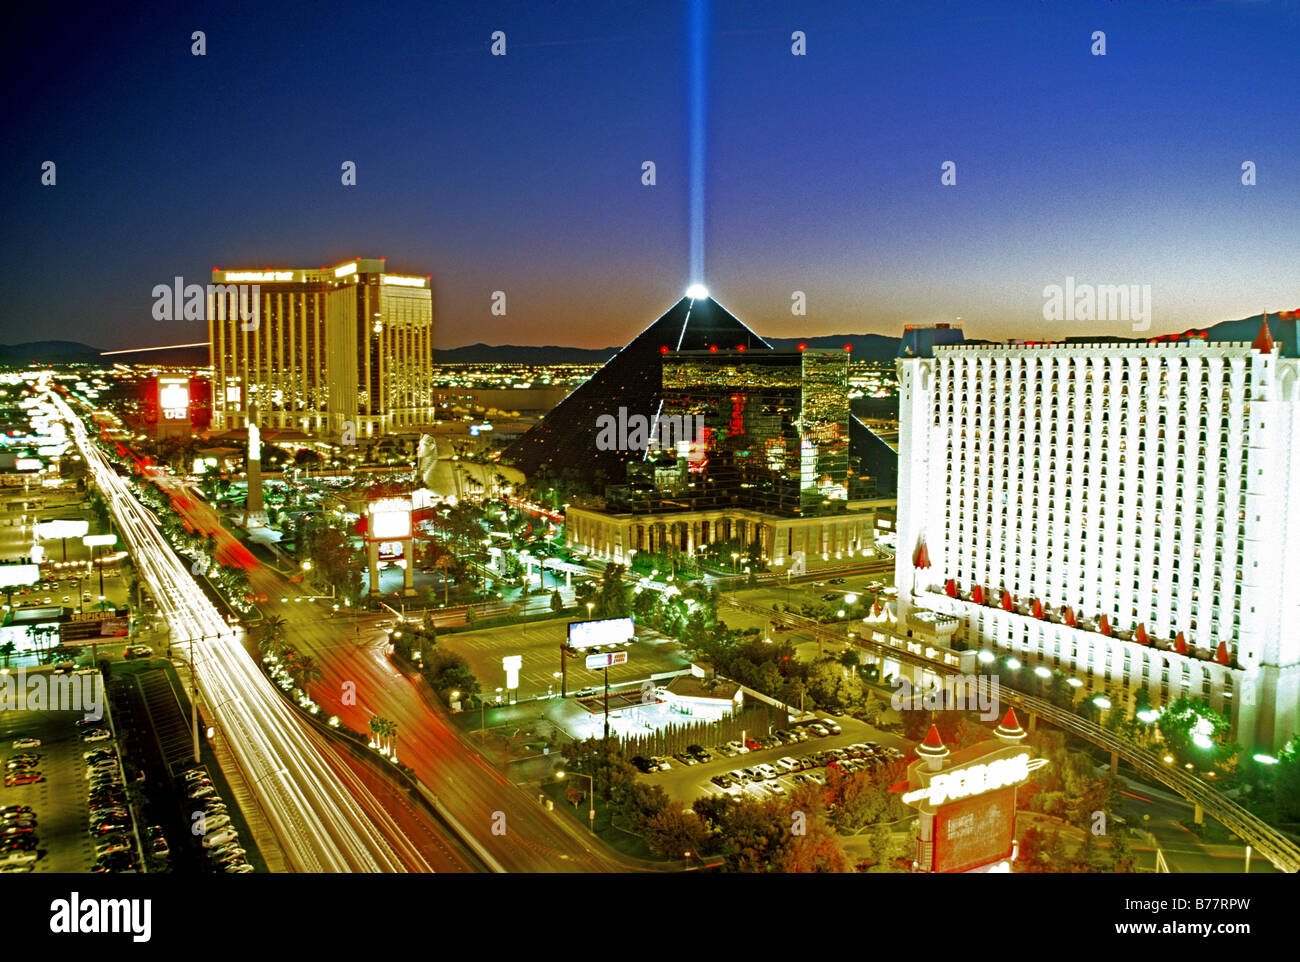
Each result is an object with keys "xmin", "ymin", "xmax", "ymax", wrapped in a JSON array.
[{"xmin": 565, "ymin": 503, "xmax": 874, "ymax": 569}]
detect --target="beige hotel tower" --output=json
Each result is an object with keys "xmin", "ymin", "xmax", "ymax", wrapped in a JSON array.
[{"xmin": 208, "ymin": 258, "xmax": 435, "ymax": 439}]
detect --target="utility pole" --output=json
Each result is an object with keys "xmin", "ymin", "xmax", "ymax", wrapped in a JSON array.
[
  {"xmin": 190, "ymin": 633, "xmax": 201, "ymax": 763},
  {"xmin": 603, "ymin": 664, "xmax": 610, "ymax": 741}
]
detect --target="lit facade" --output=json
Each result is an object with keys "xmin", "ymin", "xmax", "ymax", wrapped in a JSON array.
[
  {"xmin": 208, "ymin": 259, "xmax": 435, "ymax": 437},
  {"xmin": 565, "ymin": 504, "xmax": 874, "ymax": 569},
  {"xmin": 657, "ymin": 349, "xmax": 853, "ymax": 516},
  {"xmin": 895, "ymin": 332, "xmax": 1300, "ymax": 749}
]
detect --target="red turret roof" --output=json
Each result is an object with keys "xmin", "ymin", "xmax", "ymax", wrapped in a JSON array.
[
  {"xmin": 1099, "ymin": 615, "xmax": 1111, "ymax": 636},
  {"xmin": 1031, "ymin": 598, "xmax": 1043, "ymax": 620},
  {"xmin": 971, "ymin": 585, "xmax": 984, "ymax": 605},
  {"xmin": 914, "ymin": 540, "xmax": 931, "ymax": 569},
  {"xmin": 1134, "ymin": 623, "xmax": 1148, "ymax": 646},
  {"xmin": 944, "ymin": 578, "xmax": 957, "ymax": 598},
  {"xmin": 1253, "ymin": 317, "xmax": 1275, "ymax": 354},
  {"xmin": 1064, "ymin": 606, "xmax": 1076, "ymax": 627},
  {"xmin": 1001, "ymin": 590, "xmax": 1013, "ymax": 611},
  {"xmin": 917, "ymin": 724, "xmax": 949, "ymax": 757},
  {"xmin": 995, "ymin": 709, "xmax": 1026, "ymax": 739},
  {"xmin": 1215, "ymin": 641, "xmax": 1232, "ymax": 665},
  {"xmin": 1175, "ymin": 631, "xmax": 1188, "ymax": 655}
]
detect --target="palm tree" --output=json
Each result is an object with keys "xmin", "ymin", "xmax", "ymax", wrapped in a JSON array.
[
  {"xmin": 295, "ymin": 655, "xmax": 322, "ymax": 691},
  {"xmin": 0, "ymin": 641, "xmax": 14, "ymax": 669},
  {"xmin": 257, "ymin": 615, "xmax": 287, "ymax": 659},
  {"xmin": 434, "ymin": 551, "xmax": 454, "ymax": 605},
  {"xmin": 369, "ymin": 717, "xmax": 397, "ymax": 757}
]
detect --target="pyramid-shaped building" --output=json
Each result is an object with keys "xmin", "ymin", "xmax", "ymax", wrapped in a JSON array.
[{"xmin": 504, "ymin": 294, "xmax": 771, "ymax": 483}]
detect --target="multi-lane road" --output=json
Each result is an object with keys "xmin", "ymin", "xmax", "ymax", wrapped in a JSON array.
[
  {"xmin": 45, "ymin": 386, "xmax": 453, "ymax": 873},
  {"xmin": 151, "ymin": 457, "xmax": 621, "ymax": 873}
]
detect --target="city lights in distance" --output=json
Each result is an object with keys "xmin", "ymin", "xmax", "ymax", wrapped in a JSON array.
[{"xmin": 685, "ymin": 284, "xmax": 709, "ymax": 299}]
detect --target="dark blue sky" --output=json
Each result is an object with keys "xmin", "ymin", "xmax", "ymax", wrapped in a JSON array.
[{"xmin": 3, "ymin": 0, "xmax": 1297, "ymax": 350}]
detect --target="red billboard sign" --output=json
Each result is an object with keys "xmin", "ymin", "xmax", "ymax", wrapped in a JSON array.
[{"xmin": 932, "ymin": 785, "xmax": 1017, "ymax": 874}]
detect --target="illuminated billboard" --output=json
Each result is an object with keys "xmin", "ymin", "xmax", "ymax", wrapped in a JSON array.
[
  {"xmin": 36, "ymin": 519, "xmax": 89, "ymax": 540},
  {"xmin": 0, "ymin": 564, "xmax": 40, "ymax": 589},
  {"xmin": 159, "ymin": 378, "xmax": 189, "ymax": 420},
  {"xmin": 932, "ymin": 786, "xmax": 1017, "ymax": 874},
  {"xmin": 369, "ymin": 500, "xmax": 412, "ymax": 539},
  {"xmin": 567, "ymin": 617, "xmax": 634, "ymax": 650}
]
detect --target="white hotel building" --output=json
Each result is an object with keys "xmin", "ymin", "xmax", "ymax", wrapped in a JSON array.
[{"xmin": 894, "ymin": 325, "xmax": 1299, "ymax": 750}]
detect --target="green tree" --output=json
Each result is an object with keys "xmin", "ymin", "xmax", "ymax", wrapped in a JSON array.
[{"xmin": 643, "ymin": 803, "xmax": 709, "ymax": 859}]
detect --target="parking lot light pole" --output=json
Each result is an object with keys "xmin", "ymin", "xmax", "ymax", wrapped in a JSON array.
[
  {"xmin": 556, "ymin": 770, "xmax": 595, "ymax": 833},
  {"xmin": 189, "ymin": 633, "xmax": 206, "ymax": 763}
]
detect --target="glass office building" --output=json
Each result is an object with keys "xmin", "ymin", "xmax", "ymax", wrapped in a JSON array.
[{"xmin": 647, "ymin": 349, "xmax": 851, "ymax": 517}]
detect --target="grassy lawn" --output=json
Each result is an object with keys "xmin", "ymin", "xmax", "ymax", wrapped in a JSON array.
[{"xmin": 540, "ymin": 780, "xmax": 663, "ymax": 860}]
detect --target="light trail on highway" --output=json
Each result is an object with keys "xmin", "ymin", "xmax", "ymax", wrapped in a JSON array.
[{"xmin": 43, "ymin": 385, "xmax": 433, "ymax": 873}]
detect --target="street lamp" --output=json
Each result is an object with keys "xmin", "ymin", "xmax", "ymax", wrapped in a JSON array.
[{"xmin": 555, "ymin": 770, "xmax": 596, "ymax": 833}]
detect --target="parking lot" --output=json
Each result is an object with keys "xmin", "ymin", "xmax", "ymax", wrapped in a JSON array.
[
  {"xmin": 440, "ymin": 616, "xmax": 690, "ymax": 700},
  {"xmin": 0, "ymin": 688, "xmax": 108, "ymax": 873},
  {"xmin": 642, "ymin": 713, "xmax": 912, "ymax": 807}
]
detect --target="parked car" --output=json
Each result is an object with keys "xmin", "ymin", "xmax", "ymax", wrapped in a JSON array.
[
  {"xmin": 630, "ymin": 756, "xmax": 658, "ymax": 774},
  {"xmin": 201, "ymin": 828, "xmax": 238, "ymax": 849},
  {"xmin": 650, "ymin": 756, "xmax": 672, "ymax": 771},
  {"xmin": 124, "ymin": 646, "xmax": 153, "ymax": 659},
  {"xmin": 82, "ymin": 729, "xmax": 112, "ymax": 744},
  {"xmin": 743, "ymin": 737, "xmax": 762, "ymax": 751},
  {"xmin": 819, "ymin": 718, "xmax": 842, "ymax": 735},
  {"xmin": 804, "ymin": 724, "xmax": 829, "ymax": 737},
  {"xmin": 709, "ymin": 774, "xmax": 733, "ymax": 789},
  {"xmin": 672, "ymin": 752, "xmax": 698, "ymax": 767},
  {"xmin": 725, "ymin": 740, "xmax": 749, "ymax": 755},
  {"xmin": 10, "ymin": 739, "xmax": 39, "ymax": 750},
  {"xmin": 95, "ymin": 837, "xmax": 133, "ymax": 857},
  {"xmin": 774, "ymin": 757, "xmax": 799, "ymax": 773},
  {"xmin": 4, "ymin": 772, "xmax": 43, "ymax": 787}
]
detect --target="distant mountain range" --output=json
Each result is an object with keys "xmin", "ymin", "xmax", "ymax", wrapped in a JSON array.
[
  {"xmin": 3, "ymin": 311, "xmax": 1290, "ymax": 368},
  {"xmin": 435, "ymin": 332, "xmax": 905, "ymax": 364},
  {"xmin": 433, "ymin": 343, "xmax": 622, "ymax": 364},
  {"xmin": 0, "ymin": 341, "xmax": 209, "ymax": 367}
]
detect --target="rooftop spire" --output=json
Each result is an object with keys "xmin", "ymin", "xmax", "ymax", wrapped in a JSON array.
[
  {"xmin": 1253, "ymin": 315, "xmax": 1275, "ymax": 354},
  {"xmin": 995, "ymin": 709, "xmax": 1026, "ymax": 743}
]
